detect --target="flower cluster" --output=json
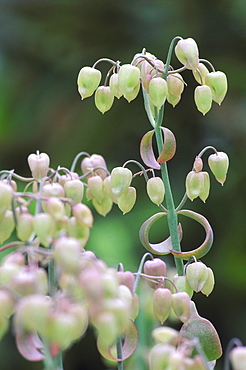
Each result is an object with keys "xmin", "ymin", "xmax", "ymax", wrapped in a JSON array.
[{"xmin": 77, "ymin": 37, "xmax": 227, "ymax": 115}]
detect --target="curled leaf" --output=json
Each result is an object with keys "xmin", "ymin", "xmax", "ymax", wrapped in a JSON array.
[
  {"xmin": 170, "ymin": 209, "xmax": 213, "ymax": 260},
  {"xmin": 157, "ymin": 127, "xmax": 176, "ymax": 163},
  {"xmin": 139, "ymin": 212, "xmax": 182, "ymax": 255},
  {"xmin": 140, "ymin": 130, "xmax": 161, "ymax": 170},
  {"xmin": 97, "ymin": 320, "xmax": 138, "ymax": 361},
  {"xmin": 16, "ymin": 332, "xmax": 44, "ymax": 361}
]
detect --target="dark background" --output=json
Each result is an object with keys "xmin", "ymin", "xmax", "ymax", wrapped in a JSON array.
[{"xmin": 0, "ymin": 0, "xmax": 246, "ymax": 369}]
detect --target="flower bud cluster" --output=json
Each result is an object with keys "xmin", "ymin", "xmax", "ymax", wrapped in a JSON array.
[
  {"xmin": 175, "ymin": 37, "xmax": 227, "ymax": 114},
  {"xmin": 149, "ymin": 326, "xmax": 209, "ymax": 370},
  {"xmin": 186, "ymin": 152, "xmax": 229, "ymax": 202},
  {"xmin": 77, "ymin": 37, "xmax": 227, "ymax": 115}
]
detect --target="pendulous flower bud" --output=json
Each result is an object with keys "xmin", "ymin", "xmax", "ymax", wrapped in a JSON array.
[
  {"xmin": 0, "ymin": 290, "xmax": 14, "ymax": 318},
  {"xmin": 123, "ymin": 81, "xmax": 140, "ymax": 102},
  {"xmin": 230, "ymin": 346, "xmax": 246, "ymax": 370},
  {"xmin": 72, "ymin": 203, "xmax": 93, "ymax": 228},
  {"xmin": 152, "ymin": 326, "xmax": 178, "ymax": 345},
  {"xmin": 173, "ymin": 274, "xmax": 193, "ymax": 298},
  {"xmin": 118, "ymin": 64, "xmax": 140, "ymax": 95},
  {"xmin": 175, "ymin": 37, "xmax": 199, "ymax": 70},
  {"xmin": 0, "ymin": 181, "xmax": 13, "ymax": 219},
  {"xmin": 149, "ymin": 343, "xmax": 175, "ymax": 370},
  {"xmin": 16, "ymin": 213, "xmax": 34, "ymax": 242},
  {"xmin": 194, "ymin": 85, "xmax": 213, "ymax": 115},
  {"xmin": 64, "ymin": 179, "xmax": 84, "ymax": 203},
  {"xmin": 33, "ymin": 213, "xmax": 55, "ymax": 247},
  {"xmin": 45, "ymin": 197, "xmax": 65, "ymax": 221},
  {"xmin": 81, "ymin": 154, "xmax": 108, "ymax": 180},
  {"xmin": 42, "ymin": 182, "xmax": 65, "ymax": 198},
  {"xmin": 153, "ymin": 288, "xmax": 172, "ymax": 324},
  {"xmin": 77, "ymin": 66, "xmax": 102, "ymax": 99},
  {"xmin": 0, "ymin": 210, "xmax": 15, "ymax": 244},
  {"xmin": 172, "ymin": 291, "xmax": 191, "ymax": 323},
  {"xmin": 109, "ymin": 73, "xmax": 123, "ymax": 99},
  {"xmin": 193, "ymin": 62, "xmax": 209, "ymax": 84},
  {"xmin": 110, "ymin": 167, "xmax": 132, "ymax": 198},
  {"xmin": 147, "ymin": 177, "xmax": 165, "ymax": 205},
  {"xmin": 208, "ymin": 151, "xmax": 229, "ymax": 185},
  {"xmin": 186, "ymin": 261, "xmax": 209, "ymax": 292},
  {"xmin": 201, "ymin": 267, "xmax": 215, "ymax": 296},
  {"xmin": 117, "ymin": 186, "xmax": 136, "ymax": 214},
  {"xmin": 186, "ymin": 171, "xmax": 210, "ymax": 202},
  {"xmin": 27, "ymin": 151, "xmax": 50, "ymax": 181},
  {"xmin": 95, "ymin": 86, "xmax": 114, "ymax": 114},
  {"xmin": 148, "ymin": 77, "xmax": 168, "ymax": 110},
  {"xmin": 54, "ymin": 236, "xmax": 81, "ymax": 273},
  {"xmin": 167, "ymin": 73, "xmax": 184, "ymax": 97},
  {"xmin": 205, "ymin": 71, "xmax": 227, "ymax": 105},
  {"xmin": 144, "ymin": 258, "xmax": 167, "ymax": 289},
  {"xmin": 193, "ymin": 156, "xmax": 203, "ymax": 173},
  {"xmin": 88, "ymin": 176, "xmax": 104, "ymax": 203}
]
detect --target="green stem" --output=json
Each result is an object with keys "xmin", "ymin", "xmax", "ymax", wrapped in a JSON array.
[
  {"xmin": 116, "ymin": 336, "xmax": 124, "ymax": 370},
  {"xmin": 154, "ymin": 123, "xmax": 184, "ymax": 276}
]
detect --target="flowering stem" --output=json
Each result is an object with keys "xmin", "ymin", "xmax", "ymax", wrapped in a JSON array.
[{"xmin": 116, "ymin": 336, "xmax": 124, "ymax": 370}]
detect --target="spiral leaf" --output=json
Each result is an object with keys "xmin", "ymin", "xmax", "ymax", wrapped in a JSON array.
[
  {"xmin": 139, "ymin": 212, "xmax": 182, "ymax": 255},
  {"xmin": 140, "ymin": 130, "xmax": 161, "ymax": 170},
  {"xmin": 170, "ymin": 209, "xmax": 213, "ymax": 260},
  {"xmin": 157, "ymin": 127, "xmax": 176, "ymax": 163},
  {"xmin": 16, "ymin": 332, "xmax": 45, "ymax": 361}
]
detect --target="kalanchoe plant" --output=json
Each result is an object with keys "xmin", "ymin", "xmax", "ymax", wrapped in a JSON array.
[{"xmin": 0, "ymin": 36, "xmax": 241, "ymax": 370}]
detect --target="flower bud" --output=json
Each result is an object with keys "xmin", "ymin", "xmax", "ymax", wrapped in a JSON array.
[
  {"xmin": 167, "ymin": 94, "xmax": 181, "ymax": 108},
  {"xmin": 172, "ymin": 291, "xmax": 191, "ymax": 323},
  {"xmin": 109, "ymin": 73, "xmax": 123, "ymax": 99},
  {"xmin": 153, "ymin": 288, "xmax": 172, "ymax": 324},
  {"xmin": 72, "ymin": 203, "xmax": 93, "ymax": 228},
  {"xmin": 92, "ymin": 196, "xmax": 113, "ymax": 217},
  {"xmin": 186, "ymin": 261, "xmax": 209, "ymax": 292},
  {"xmin": 205, "ymin": 71, "xmax": 227, "ymax": 105},
  {"xmin": 185, "ymin": 171, "xmax": 205, "ymax": 201},
  {"xmin": 149, "ymin": 343, "xmax": 175, "ymax": 370},
  {"xmin": 148, "ymin": 77, "xmax": 168, "ymax": 109},
  {"xmin": 200, "ymin": 172, "xmax": 210, "ymax": 203},
  {"xmin": 103, "ymin": 176, "xmax": 118, "ymax": 203},
  {"xmin": 123, "ymin": 81, "xmax": 140, "ymax": 102},
  {"xmin": 81, "ymin": 154, "xmax": 108, "ymax": 180},
  {"xmin": 45, "ymin": 197, "xmax": 65, "ymax": 221},
  {"xmin": 33, "ymin": 213, "xmax": 55, "ymax": 247},
  {"xmin": 94, "ymin": 311, "xmax": 118, "ymax": 347},
  {"xmin": 193, "ymin": 62, "xmax": 209, "ymax": 84},
  {"xmin": 118, "ymin": 64, "xmax": 140, "ymax": 95},
  {"xmin": 152, "ymin": 326, "xmax": 178, "ymax": 345},
  {"xmin": 0, "ymin": 290, "xmax": 14, "ymax": 318},
  {"xmin": 193, "ymin": 156, "xmax": 203, "ymax": 172},
  {"xmin": 16, "ymin": 213, "xmax": 34, "ymax": 241},
  {"xmin": 201, "ymin": 267, "xmax": 215, "ymax": 296},
  {"xmin": 0, "ymin": 210, "xmax": 15, "ymax": 243},
  {"xmin": 10, "ymin": 267, "xmax": 40, "ymax": 296},
  {"xmin": 0, "ymin": 181, "xmax": 13, "ymax": 219},
  {"xmin": 54, "ymin": 236, "xmax": 81, "ymax": 273},
  {"xmin": 118, "ymin": 186, "xmax": 136, "ymax": 214},
  {"xmin": 117, "ymin": 271, "xmax": 134, "ymax": 293},
  {"xmin": 230, "ymin": 346, "xmax": 246, "ymax": 370},
  {"xmin": 144, "ymin": 258, "xmax": 166, "ymax": 289},
  {"xmin": 88, "ymin": 176, "xmax": 104, "ymax": 203},
  {"xmin": 147, "ymin": 177, "xmax": 165, "ymax": 205},
  {"xmin": 110, "ymin": 167, "xmax": 132, "ymax": 198},
  {"xmin": 42, "ymin": 182, "xmax": 65, "ymax": 198},
  {"xmin": 173, "ymin": 274, "xmax": 193, "ymax": 298},
  {"xmin": 67, "ymin": 216, "xmax": 90, "ymax": 248},
  {"xmin": 0, "ymin": 263, "xmax": 22, "ymax": 288},
  {"xmin": 95, "ymin": 86, "xmax": 114, "ymax": 114},
  {"xmin": 142, "ymin": 73, "xmax": 153, "ymax": 92},
  {"xmin": 0, "ymin": 316, "xmax": 9, "ymax": 341},
  {"xmin": 208, "ymin": 151, "xmax": 229, "ymax": 185},
  {"xmin": 77, "ymin": 66, "xmax": 101, "ymax": 99},
  {"xmin": 64, "ymin": 179, "xmax": 84, "ymax": 203},
  {"xmin": 103, "ymin": 298, "xmax": 128, "ymax": 333},
  {"xmin": 175, "ymin": 38, "xmax": 199, "ymax": 70},
  {"xmin": 167, "ymin": 73, "xmax": 184, "ymax": 97},
  {"xmin": 14, "ymin": 294, "xmax": 52, "ymax": 335},
  {"xmin": 28, "ymin": 151, "xmax": 50, "ymax": 181},
  {"xmin": 194, "ymin": 85, "xmax": 213, "ymax": 115}
]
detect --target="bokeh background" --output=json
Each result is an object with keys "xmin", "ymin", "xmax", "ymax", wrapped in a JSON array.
[{"xmin": 0, "ymin": 0, "xmax": 246, "ymax": 369}]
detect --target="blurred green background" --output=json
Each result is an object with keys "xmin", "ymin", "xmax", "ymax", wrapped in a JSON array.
[{"xmin": 0, "ymin": 0, "xmax": 246, "ymax": 369}]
